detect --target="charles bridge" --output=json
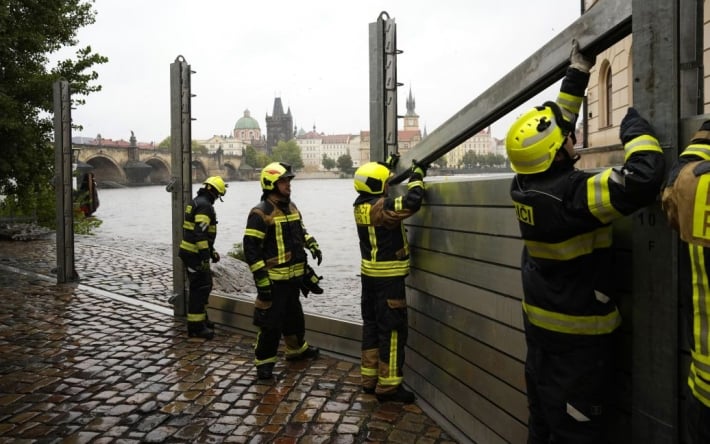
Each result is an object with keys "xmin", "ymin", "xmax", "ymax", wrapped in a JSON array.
[{"xmin": 72, "ymin": 136, "xmax": 251, "ymax": 187}]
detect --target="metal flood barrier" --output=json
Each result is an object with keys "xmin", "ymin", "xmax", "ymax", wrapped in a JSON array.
[{"xmin": 201, "ymin": 0, "xmax": 705, "ymax": 442}]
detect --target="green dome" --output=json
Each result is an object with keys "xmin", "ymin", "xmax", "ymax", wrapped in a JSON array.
[{"xmin": 234, "ymin": 109, "xmax": 260, "ymax": 130}]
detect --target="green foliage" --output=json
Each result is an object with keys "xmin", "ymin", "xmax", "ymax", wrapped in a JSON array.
[
  {"xmin": 228, "ymin": 242, "xmax": 246, "ymax": 261},
  {"xmin": 73, "ymin": 208, "xmax": 102, "ymax": 235},
  {"xmin": 0, "ymin": 0, "xmax": 107, "ymax": 222},
  {"xmin": 459, "ymin": 150, "xmax": 507, "ymax": 168},
  {"xmin": 271, "ymin": 140, "xmax": 304, "ymax": 170},
  {"xmin": 321, "ymin": 154, "xmax": 336, "ymax": 171},
  {"xmin": 433, "ymin": 156, "xmax": 447, "ymax": 168},
  {"xmin": 244, "ymin": 146, "xmax": 259, "ymax": 168},
  {"xmin": 336, "ymin": 153, "xmax": 353, "ymax": 174},
  {"xmin": 157, "ymin": 136, "xmax": 206, "ymax": 153}
]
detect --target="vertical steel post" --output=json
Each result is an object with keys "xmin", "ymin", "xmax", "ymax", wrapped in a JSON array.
[
  {"xmin": 168, "ymin": 56, "xmax": 194, "ymax": 317},
  {"xmin": 53, "ymin": 79, "xmax": 77, "ymax": 283},
  {"xmin": 630, "ymin": 1, "xmax": 682, "ymax": 442},
  {"xmin": 369, "ymin": 12, "xmax": 400, "ymax": 164}
]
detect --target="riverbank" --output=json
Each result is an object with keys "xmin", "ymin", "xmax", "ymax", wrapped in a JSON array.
[{"xmin": 0, "ymin": 231, "xmax": 361, "ymax": 322}]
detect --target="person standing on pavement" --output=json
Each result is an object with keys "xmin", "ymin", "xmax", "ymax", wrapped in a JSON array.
[
  {"xmin": 243, "ymin": 162, "xmax": 322, "ymax": 380},
  {"xmin": 353, "ymin": 156, "xmax": 426, "ymax": 403},
  {"xmin": 178, "ymin": 176, "xmax": 228, "ymax": 340},
  {"xmin": 505, "ymin": 40, "xmax": 665, "ymax": 443},
  {"xmin": 661, "ymin": 121, "xmax": 710, "ymax": 444}
]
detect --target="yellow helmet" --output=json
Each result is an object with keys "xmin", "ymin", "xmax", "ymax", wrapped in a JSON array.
[
  {"xmin": 261, "ymin": 162, "xmax": 295, "ymax": 191},
  {"xmin": 505, "ymin": 102, "xmax": 569, "ymax": 174},
  {"xmin": 354, "ymin": 162, "xmax": 391, "ymax": 194},
  {"xmin": 203, "ymin": 176, "xmax": 227, "ymax": 196}
]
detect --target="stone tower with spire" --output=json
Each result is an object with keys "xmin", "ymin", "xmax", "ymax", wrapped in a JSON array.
[
  {"xmin": 403, "ymin": 88, "xmax": 420, "ymax": 131},
  {"xmin": 265, "ymin": 97, "xmax": 293, "ymax": 155}
]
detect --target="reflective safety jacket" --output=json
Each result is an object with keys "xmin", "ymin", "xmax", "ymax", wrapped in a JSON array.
[
  {"xmin": 179, "ymin": 190, "xmax": 217, "ymax": 267},
  {"xmin": 243, "ymin": 196, "xmax": 313, "ymax": 284},
  {"xmin": 662, "ymin": 142, "xmax": 710, "ymax": 407},
  {"xmin": 510, "ymin": 69, "xmax": 665, "ymax": 348},
  {"xmin": 353, "ymin": 170, "xmax": 424, "ymax": 278}
]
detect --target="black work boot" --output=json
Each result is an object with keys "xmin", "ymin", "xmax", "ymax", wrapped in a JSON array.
[
  {"xmin": 187, "ymin": 321, "xmax": 214, "ymax": 340},
  {"xmin": 376, "ymin": 385, "xmax": 416, "ymax": 404},
  {"xmin": 256, "ymin": 363, "xmax": 275, "ymax": 380},
  {"xmin": 286, "ymin": 345, "xmax": 320, "ymax": 361}
]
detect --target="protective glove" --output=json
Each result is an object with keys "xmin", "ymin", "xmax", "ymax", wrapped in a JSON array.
[
  {"xmin": 198, "ymin": 259, "xmax": 211, "ymax": 272},
  {"xmin": 386, "ymin": 152, "xmax": 400, "ymax": 170},
  {"xmin": 211, "ymin": 251, "xmax": 220, "ymax": 263},
  {"xmin": 256, "ymin": 283, "xmax": 272, "ymax": 302},
  {"xmin": 619, "ymin": 107, "xmax": 656, "ymax": 145},
  {"xmin": 305, "ymin": 237, "xmax": 322, "ymax": 265},
  {"xmin": 569, "ymin": 39, "xmax": 595, "ymax": 73},
  {"xmin": 410, "ymin": 161, "xmax": 428, "ymax": 178},
  {"xmin": 300, "ymin": 265, "xmax": 324, "ymax": 298}
]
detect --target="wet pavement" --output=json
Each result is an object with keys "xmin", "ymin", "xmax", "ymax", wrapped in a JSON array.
[{"xmin": 0, "ymin": 235, "xmax": 458, "ymax": 443}]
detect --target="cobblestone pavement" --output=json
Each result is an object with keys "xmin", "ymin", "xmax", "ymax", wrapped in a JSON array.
[
  {"xmin": 0, "ymin": 237, "xmax": 458, "ymax": 443},
  {"xmin": 0, "ymin": 234, "xmax": 362, "ymax": 323}
]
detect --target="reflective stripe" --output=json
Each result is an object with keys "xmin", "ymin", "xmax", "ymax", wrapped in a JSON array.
[
  {"xmin": 249, "ymin": 260, "xmax": 266, "ymax": 273},
  {"xmin": 407, "ymin": 180, "xmax": 423, "ymax": 190},
  {"xmin": 367, "ymin": 226, "xmax": 377, "ymax": 260},
  {"xmin": 254, "ymin": 356, "xmax": 278, "ymax": 366},
  {"xmin": 268, "ymin": 263, "xmax": 305, "ymax": 280},
  {"xmin": 682, "ymin": 144, "xmax": 710, "ymax": 161},
  {"xmin": 195, "ymin": 214, "xmax": 211, "ymax": 224},
  {"xmin": 244, "ymin": 228, "xmax": 265, "ymax": 240},
  {"xmin": 692, "ymin": 351, "xmax": 710, "ymax": 379},
  {"xmin": 195, "ymin": 240, "xmax": 209, "ymax": 250},
  {"xmin": 361, "ymin": 259, "xmax": 410, "ymax": 277},
  {"xmin": 180, "ymin": 240, "xmax": 198, "ymax": 253},
  {"xmin": 522, "ymin": 301, "xmax": 621, "ymax": 335},
  {"xmin": 379, "ymin": 330, "xmax": 403, "ymax": 387},
  {"xmin": 524, "ymin": 226, "xmax": 612, "ymax": 260},
  {"xmin": 285, "ymin": 341, "xmax": 309, "ymax": 357},
  {"xmin": 183, "ymin": 221, "xmax": 195, "ymax": 230},
  {"xmin": 691, "ymin": 244, "xmax": 710, "ymax": 356},
  {"xmin": 187, "ymin": 312, "xmax": 206, "ymax": 322},
  {"xmin": 623, "ymin": 134, "xmax": 662, "ymax": 161},
  {"xmin": 273, "ymin": 213, "xmax": 300, "ymax": 264},
  {"xmin": 566, "ymin": 403, "xmax": 591, "ymax": 422},
  {"xmin": 689, "ymin": 363, "xmax": 710, "ymax": 408},
  {"xmin": 394, "ymin": 196, "xmax": 403, "ymax": 211},
  {"xmin": 587, "ymin": 169, "xmax": 623, "ymax": 223},
  {"xmin": 557, "ymin": 91, "xmax": 583, "ymax": 115},
  {"xmin": 361, "ymin": 366, "xmax": 377, "ymax": 377},
  {"xmin": 692, "ymin": 175, "xmax": 710, "ymax": 242}
]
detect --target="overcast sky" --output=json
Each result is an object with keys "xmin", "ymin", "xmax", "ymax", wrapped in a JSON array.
[{"xmin": 64, "ymin": 0, "xmax": 581, "ymax": 145}]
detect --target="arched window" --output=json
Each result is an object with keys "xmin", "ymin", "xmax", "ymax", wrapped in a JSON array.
[{"xmin": 599, "ymin": 61, "xmax": 613, "ymax": 128}]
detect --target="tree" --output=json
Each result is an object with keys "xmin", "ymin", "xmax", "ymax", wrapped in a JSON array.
[
  {"xmin": 0, "ymin": 1, "xmax": 107, "ymax": 225},
  {"xmin": 157, "ymin": 136, "xmax": 206, "ymax": 152},
  {"xmin": 336, "ymin": 153, "xmax": 353, "ymax": 174},
  {"xmin": 271, "ymin": 140, "xmax": 304, "ymax": 170},
  {"xmin": 244, "ymin": 146, "xmax": 259, "ymax": 168},
  {"xmin": 433, "ymin": 156, "xmax": 447, "ymax": 168},
  {"xmin": 321, "ymin": 154, "xmax": 336, "ymax": 171}
]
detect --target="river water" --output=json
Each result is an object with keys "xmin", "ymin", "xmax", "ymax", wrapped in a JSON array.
[{"xmin": 92, "ymin": 178, "xmax": 363, "ymax": 317}]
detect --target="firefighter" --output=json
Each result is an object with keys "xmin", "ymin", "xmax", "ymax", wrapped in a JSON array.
[
  {"xmin": 661, "ymin": 121, "xmax": 710, "ymax": 444},
  {"xmin": 353, "ymin": 157, "xmax": 426, "ymax": 403},
  {"xmin": 178, "ymin": 175, "xmax": 227, "ymax": 340},
  {"xmin": 505, "ymin": 41, "xmax": 665, "ymax": 443},
  {"xmin": 243, "ymin": 162, "xmax": 321, "ymax": 380}
]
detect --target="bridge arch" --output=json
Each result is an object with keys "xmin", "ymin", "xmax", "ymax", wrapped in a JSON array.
[
  {"xmin": 222, "ymin": 162, "xmax": 238, "ymax": 180},
  {"xmin": 143, "ymin": 156, "xmax": 171, "ymax": 184},
  {"xmin": 85, "ymin": 155, "xmax": 126, "ymax": 186},
  {"xmin": 191, "ymin": 160, "xmax": 208, "ymax": 182}
]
